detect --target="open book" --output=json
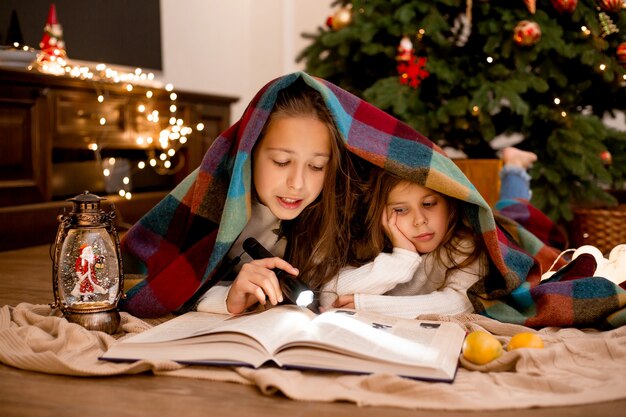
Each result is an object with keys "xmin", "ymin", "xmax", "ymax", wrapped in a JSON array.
[{"xmin": 102, "ymin": 305, "xmax": 466, "ymax": 382}]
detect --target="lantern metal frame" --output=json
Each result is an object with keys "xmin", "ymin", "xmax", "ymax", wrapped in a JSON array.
[{"xmin": 51, "ymin": 191, "xmax": 125, "ymax": 334}]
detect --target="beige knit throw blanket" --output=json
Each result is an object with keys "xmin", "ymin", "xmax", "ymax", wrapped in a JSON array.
[{"xmin": 1, "ymin": 302, "xmax": 625, "ymax": 411}]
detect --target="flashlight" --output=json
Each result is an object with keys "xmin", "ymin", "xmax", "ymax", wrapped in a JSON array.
[{"xmin": 242, "ymin": 238, "xmax": 315, "ymax": 308}]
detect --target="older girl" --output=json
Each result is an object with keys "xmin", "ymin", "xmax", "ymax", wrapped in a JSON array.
[
  {"xmin": 195, "ymin": 79, "xmax": 358, "ymax": 315},
  {"xmin": 120, "ymin": 74, "xmax": 358, "ymax": 317}
]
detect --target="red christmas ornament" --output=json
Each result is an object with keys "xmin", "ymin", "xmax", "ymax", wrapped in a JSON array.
[
  {"xmin": 617, "ymin": 42, "xmax": 626, "ymax": 68},
  {"xmin": 600, "ymin": 150, "xmax": 612, "ymax": 165},
  {"xmin": 550, "ymin": 0, "xmax": 577, "ymax": 13},
  {"xmin": 513, "ymin": 21, "xmax": 542, "ymax": 47},
  {"xmin": 38, "ymin": 3, "xmax": 67, "ymax": 64},
  {"xmin": 597, "ymin": 0, "xmax": 622, "ymax": 13}
]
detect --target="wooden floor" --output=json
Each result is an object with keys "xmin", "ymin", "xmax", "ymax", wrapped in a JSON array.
[{"xmin": 1, "ymin": 245, "xmax": 625, "ymax": 417}]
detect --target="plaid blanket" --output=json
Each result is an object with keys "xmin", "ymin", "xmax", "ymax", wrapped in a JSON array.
[{"xmin": 120, "ymin": 72, "xmax": 626, "ymax": 328}]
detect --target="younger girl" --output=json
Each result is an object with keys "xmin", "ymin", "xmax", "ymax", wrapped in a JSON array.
[{"xmin": 320, "ymin": 169, "xmax": 488, "ymax": 318}]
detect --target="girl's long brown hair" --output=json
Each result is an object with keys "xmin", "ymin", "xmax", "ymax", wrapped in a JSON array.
[
  {"xmin": 253, "ymin": 79, "xmax": 361, "ymax": 289},
  {"xmin": 349, "ymin": 169, "xmax": 486, "ymax": 279}
]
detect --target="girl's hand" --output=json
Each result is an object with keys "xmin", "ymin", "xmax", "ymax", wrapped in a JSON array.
[
  {"xmin": 382, "ymin": 209, "xmax": 416, "ymax": 252},
  {"xmin": 333, "ymin": 294, "xmax": 355, "ymax": 309},
  {"xmin": 226, "ymin": 258, "xmax": 299, "ymax": 314}
]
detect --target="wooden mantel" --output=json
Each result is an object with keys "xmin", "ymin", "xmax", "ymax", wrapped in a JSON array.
[{"xmin": 0, "ymin": 67, "xmax": 237, "ymax": 250}]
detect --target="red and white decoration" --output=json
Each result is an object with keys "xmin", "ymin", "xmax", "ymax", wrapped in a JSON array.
[
  {"xmin": 37, "ymin": 3, "xmax": 67, "ymax": 72},
  {"xmin": 513, "ymin": 21, "xmax": 542, "ymax": 47},
  {"xmin": 396, "ymin": 36, "xmax": 430, "ymax": 88}
]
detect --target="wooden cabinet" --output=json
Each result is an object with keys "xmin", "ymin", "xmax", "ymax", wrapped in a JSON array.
[{"xmin": 0, "ymin": 68, "xmax": 237, "ymax": 250}]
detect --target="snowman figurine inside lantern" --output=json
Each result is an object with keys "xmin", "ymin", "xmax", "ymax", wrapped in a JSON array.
[{"xmin": 51, "ymin": 191, "xmax": 124, "ymax": 334}]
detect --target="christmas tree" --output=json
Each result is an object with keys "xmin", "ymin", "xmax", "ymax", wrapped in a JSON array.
[{"xmin": 299, "ymin": 0, "xmax": 626, "ymax": 222}]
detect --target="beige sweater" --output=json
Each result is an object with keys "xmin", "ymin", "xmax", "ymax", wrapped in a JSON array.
[
  {"xmin": 196, "ymin": 202, "xmax": 285, "ymax": 314},
  {"xmin": 320, "ymin": 238, "xmax": 485, "ymax": 319}
]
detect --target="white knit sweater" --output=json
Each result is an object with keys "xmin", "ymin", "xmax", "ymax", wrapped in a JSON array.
[{"xmin": 320, "ymin": 238, "xmax": 485, "ymax": 319}]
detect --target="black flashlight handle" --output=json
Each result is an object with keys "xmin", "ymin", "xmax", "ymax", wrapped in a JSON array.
[
  {"xmin": 242, "ymin": 238, "xmax": 311, "ymax": 304},
  {"xmin": 242, "ymin": 238, "xmax": 293, "ymax": 282}
]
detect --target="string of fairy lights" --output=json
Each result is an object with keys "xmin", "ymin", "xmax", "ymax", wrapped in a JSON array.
[
  {"xmin": 468, "ymin": 25, "xmax": 626, "ymax": 120},
  {"xmin": 28, "ymin": 53, "xmax": 206, "ymax": 200}
]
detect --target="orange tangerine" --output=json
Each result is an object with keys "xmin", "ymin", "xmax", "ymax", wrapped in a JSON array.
[
  {"xmin": 507, "ymin": 332, "xmax": 544, "ymax": 351},
  {"xmin": 462, "ymin": 330, "xmax": 503, "ymax": 365}
]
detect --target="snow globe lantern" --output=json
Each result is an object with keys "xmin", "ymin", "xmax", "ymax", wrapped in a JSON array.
[{"xmin": 51, "ymin": 191, "xmax": 124, "ymax": 334}]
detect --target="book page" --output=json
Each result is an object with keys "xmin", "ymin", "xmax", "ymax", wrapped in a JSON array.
[
  {"xmin": 122, "ymin": 311, "xmax": 231, "ymax": 344},
  {"xmin": 280, "ymin": 309, "xmax": 455, "ymax": 367},
  {"xmin": 211, "ymin": 305, "xmax": 317, "ymax": 353}
]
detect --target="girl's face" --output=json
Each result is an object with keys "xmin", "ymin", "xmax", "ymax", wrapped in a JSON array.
[
  {"xmin": 253, "ymin": 116, "xmax": 331, "ymax": 220},
  {"xmin": 386, "ymin": 180, "xmax": 451, "ymax": 254}
]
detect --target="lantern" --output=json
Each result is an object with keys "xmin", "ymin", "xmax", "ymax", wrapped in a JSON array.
[{"xmin": 51, "ymin": 191, "xmax": 124, "ymax": 334}]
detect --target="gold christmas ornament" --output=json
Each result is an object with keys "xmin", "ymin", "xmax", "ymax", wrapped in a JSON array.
[{"xmin": 332, "ymin": 5, "xmax": 353, "ymax": 31}]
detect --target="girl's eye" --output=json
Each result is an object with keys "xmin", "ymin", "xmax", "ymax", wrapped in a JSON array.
[
  {"xmin": 393, "ymin": 207, "xmax": 408, "ymax": 214},
  {"xmin": 273, "ymin": 160, "xmax": 289, "ymax": 167},
  {"xmin": 309, "ymin": 164, "xmax": 325, "ymax": 172},
  {"xmin": 423, "ymin": 200, "xmax": 437, "ymax": 208}
]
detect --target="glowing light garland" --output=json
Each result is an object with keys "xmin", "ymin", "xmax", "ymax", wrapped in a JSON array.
[{"xmin": 29, "ymin": 57, "xmax": 197, "ymax": 200}]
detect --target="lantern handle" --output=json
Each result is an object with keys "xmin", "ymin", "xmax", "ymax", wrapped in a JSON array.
[
  {"xmin": 50, "ymin": 211, "xmax": 73, "ymax": 310},
  {"xmin": 105, "ymin": 203, "xmax": 126, "ymax": 302}
]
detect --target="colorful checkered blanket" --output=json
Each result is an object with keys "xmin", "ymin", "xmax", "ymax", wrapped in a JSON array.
[{"xmin": 120, "ymin": 72, "xmax": 626, "ymax": 328}]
